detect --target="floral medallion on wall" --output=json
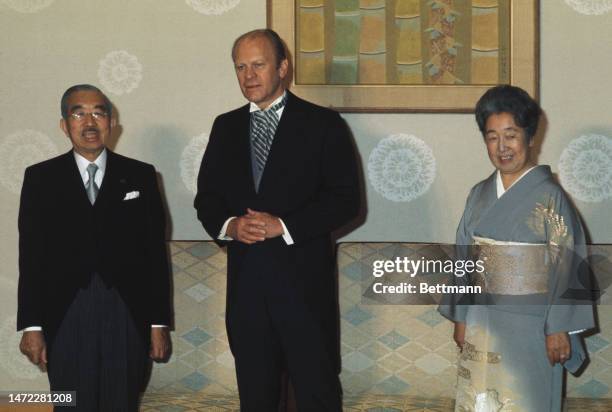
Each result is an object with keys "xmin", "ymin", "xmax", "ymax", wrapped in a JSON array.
[
  {"xmin": 0, "ymin": 130, "xmax": 58, "ymax": 194},
  {"xmin": 180, "ymin": 132, "xmax": 209, "ymax": 194},
  {"xmin": 2, "ymin": 0, "xmax": 54, "ymax": 13},
  {"xmin": 559, "ymin": 134, "xmax": 612, "ymax": 202},
  {"xmin": 367, "ymin": 133, "xmax": 436, "ymax": 202},
  {"xmin": 564, "ymin": 0, "xmax": 612, "ymax": 15},
  {"xmin": 98, "ymin": 51, "xmax": 143, "ymax": 96},
  {"xmin": 185, "ymin": 0, "xmax": 240, "ymax": 15}
]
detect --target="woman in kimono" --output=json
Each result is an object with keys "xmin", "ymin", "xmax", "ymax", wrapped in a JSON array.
[{"xmin": 439, "ymin": 85, "xmax": 594, "ymax": 411}]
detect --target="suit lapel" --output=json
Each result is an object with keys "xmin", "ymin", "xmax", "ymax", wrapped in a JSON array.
[{"xmin": 235, "ymin": 104, "xmax": 258, "ymax": 197}]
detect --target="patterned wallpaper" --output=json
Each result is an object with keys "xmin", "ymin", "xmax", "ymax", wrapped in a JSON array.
[
  {"xmin": 367, "ymin": 133, "xmax": 436, "ymax": 203},
  {"xmin": 1, "ymin": 0, "xmax": 612, "ymax": 398},
  {"xmin": 558, "ymin": 134, "xmax": 612, "ymax": 203},
  {"xmin": 154, "ymin": 242, "xmax": 612, "ymax": 399},
  {"xmin": 564, "ymin": 0, "xmax": 612, "ymax": 15},
  {"xmin": 1, "ymin": 239, "xmax": 612, "ymax": 399},
  {"xmin": 0, "ymin": 0, "xmax": 610, "ymax": 243}
]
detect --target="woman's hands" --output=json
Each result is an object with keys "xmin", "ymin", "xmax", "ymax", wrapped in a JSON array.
[
  {"xmin": 454, "ymin": 322, "xmax": 466, "ymax": 350},
  {"xmin": 546, "ymin": 332, "xmax": 570, "ymax": 366}
]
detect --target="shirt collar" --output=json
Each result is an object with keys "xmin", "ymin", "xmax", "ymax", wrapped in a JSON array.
[
  {"xmin": 496, "ymin": 165, "xmax": 538, "ymax": 199},
  {"xmin": 249, "ymin": 91, "xmax": 287, "ymax": 113},
  {"xmin": 74, "ymin": 149, "xmax": 107, "ymax": 181}
]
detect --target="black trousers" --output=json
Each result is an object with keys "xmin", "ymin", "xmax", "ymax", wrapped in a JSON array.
[
  {"xmin": 227, "ymin": 252, "xmax": 342, "ymax": 412},
  {"xmin": 47, "ymin": 273, "xmax": 147, "ymax": 412}
]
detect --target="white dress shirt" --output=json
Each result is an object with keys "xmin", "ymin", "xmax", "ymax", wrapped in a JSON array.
[
  {"xmin": 218, "ymin": 91, "xmax": 294, "ymax": 245},
  {"xmin": 22, "ymin": 149, "xmax": 165, "ymax": 331},
  {"xmin": 75, "ymin": 149, "xmax": 107, "ymax": 188}
]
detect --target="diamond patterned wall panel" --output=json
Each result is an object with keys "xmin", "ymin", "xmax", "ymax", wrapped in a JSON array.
[{"xmin": 147, "ymin": 242, "xmax": 612, "ymax": 400}]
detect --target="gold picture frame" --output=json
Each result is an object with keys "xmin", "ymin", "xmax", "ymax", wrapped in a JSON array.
[{"xmin": 268, "ymin": 0, "xmax": 538, "ymax": 112}]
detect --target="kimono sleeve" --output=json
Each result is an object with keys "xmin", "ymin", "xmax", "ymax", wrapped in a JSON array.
[{"xmin": 543, "ymin": 190, "xmax": 595, "ymax": 336}]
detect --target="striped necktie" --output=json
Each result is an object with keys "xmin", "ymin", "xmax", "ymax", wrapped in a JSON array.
[
  {"xmin": 86, "ymin": 163, "xmax": 99, "ymax": 204},
  {"xmin": 250, "ymin": 94, "xmax": 287, "ymax": 190}
]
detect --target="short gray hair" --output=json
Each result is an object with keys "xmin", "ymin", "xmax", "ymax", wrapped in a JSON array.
[{"xmin": 61, "ymin": 84, "xmax": 112, "ymax": 119}]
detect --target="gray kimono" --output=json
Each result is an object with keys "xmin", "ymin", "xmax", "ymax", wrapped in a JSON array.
[{"xmin": 439, "ymin": 166, "xmax": 595, "ymax": 411}]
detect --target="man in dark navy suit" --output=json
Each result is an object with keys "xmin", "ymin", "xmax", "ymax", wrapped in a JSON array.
[
  {"xmin": 18, "ymin": 84, "xmax": 171, "ymax": 411},
  {"xmin": 195, "ymin": 29, "xmax": 360, "ymax": 411}
]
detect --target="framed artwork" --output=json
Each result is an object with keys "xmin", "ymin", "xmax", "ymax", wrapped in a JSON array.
[{"xmin": 268, "ymin": 0, "xmax": 538, "ymax": 112}]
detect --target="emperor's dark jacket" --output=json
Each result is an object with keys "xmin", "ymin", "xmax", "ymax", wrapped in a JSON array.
[{"xmin": 17, "ymin": 150, "xmax": 171, "ymax": 346}]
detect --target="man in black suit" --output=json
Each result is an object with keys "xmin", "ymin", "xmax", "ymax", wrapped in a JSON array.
[
  {"xmin": 17, "ymin": 84, "xmax": 171, "ymax": 411},
  {"xmin": 194, "ymin": 29, "xmax": 360, "ymax": 411}
]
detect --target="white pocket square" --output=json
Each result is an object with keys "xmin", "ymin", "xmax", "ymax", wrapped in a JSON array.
[{"xmin": 123, "ymin": 191, "xmax": 140, "ymax": 201}]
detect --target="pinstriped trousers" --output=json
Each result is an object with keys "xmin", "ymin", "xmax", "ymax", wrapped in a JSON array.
[{"xmin": 47, "ymin": 273, "xmax": 147, "ymax": 412}]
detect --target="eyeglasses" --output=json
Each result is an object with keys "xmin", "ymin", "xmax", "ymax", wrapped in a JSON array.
[{"xmin": 69, "ymin": 111, "xmax": 109, "ymax": 121}]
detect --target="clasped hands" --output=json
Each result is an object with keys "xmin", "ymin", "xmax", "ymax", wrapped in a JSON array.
[
  {"xmin": 227, "ymin": 208, "xmax": 284, "ymax": 244},
  {"xmin": 453, "ymin": 322, "xmax": 570, "ymax": 366}
]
